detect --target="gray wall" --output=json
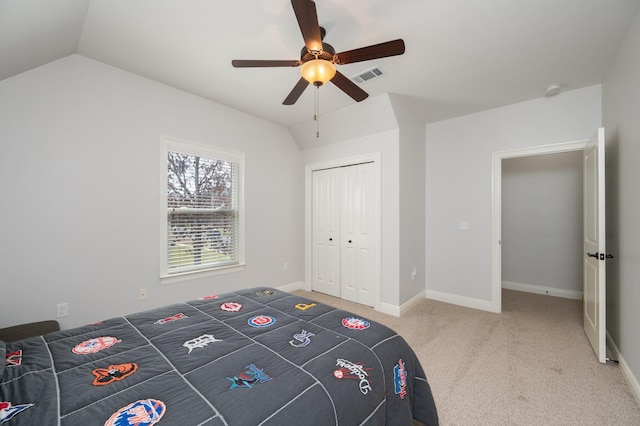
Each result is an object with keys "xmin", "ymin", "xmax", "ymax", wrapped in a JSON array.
[
  {"xmin": 0, "ymin": 54, "xmax": 305, "ymax": 329},
  {"xmin": 502, "ymin": 151, "xmax": 583, "ymax": 296},
  {"xmin": 425, "ymin": 85, "xmax": 601, "ymax": 309},
  {"xmin": 390, "ymin": 94, "xmax": 428, "ymax": 305},
  {"xmin": 602, "ymin": 2, "xmax": 640, "ymax": 399}
]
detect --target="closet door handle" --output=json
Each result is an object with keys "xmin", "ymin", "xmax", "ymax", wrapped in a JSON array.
[
  {"xmin": 587, "ymin": 252, "xmax": 599, "ymax": 258},
  {"xmin": 329, "ymin": 238, "xmax": 333, "ymax": 241},
  {"xmin": 348, "ymin": 240, "xmax": 352, "ymax": 243}
]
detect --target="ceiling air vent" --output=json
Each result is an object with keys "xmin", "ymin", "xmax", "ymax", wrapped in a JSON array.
[{"xmin": 351, "ymin": 66, "xmax": 385, "ymax": 84}]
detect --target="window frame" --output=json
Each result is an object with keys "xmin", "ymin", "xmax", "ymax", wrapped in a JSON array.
[{"xmin": 160, "ymin": 136, "xmax": 245, "ymax": 283}]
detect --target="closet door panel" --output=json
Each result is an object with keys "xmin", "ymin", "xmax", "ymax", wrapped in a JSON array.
[
  {"xmin": 312, "ymin": 169, "xmax": 341, "ymax": 297},
  {"xmin": 341, "ymin": 166, "xmax": 358, "ymax": 303},
  {"xmin": 355, "ymin": 164, "xmax": 375, "ymax": 306}
]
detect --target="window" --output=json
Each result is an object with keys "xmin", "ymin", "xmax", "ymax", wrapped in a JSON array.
[{"xmin": 161, "ymin": 137, "xmax": 244, "ymax": 278}]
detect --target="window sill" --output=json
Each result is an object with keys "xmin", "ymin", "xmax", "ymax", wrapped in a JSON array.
[{"xmin": 160, "ymin": 263, "xmax": 246, "ymax": 285}]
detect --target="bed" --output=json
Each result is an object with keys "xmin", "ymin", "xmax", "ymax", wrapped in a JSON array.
[{"xmin": 1, "ymin": 287, "xmax": 438, "ymax": 425}]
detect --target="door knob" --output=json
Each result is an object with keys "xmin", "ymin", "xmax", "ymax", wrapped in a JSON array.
[
  {"xmin": 348, "ymin": 240, "xmax": 352, "ymax": 243},
  {"xmin": 329, "ymin": 238, "xmax": 332, "ymax": 241}
]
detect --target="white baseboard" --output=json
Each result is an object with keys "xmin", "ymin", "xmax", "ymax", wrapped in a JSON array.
[
  {"xmin": 607, "ymin": 331, "xmax": 640, "ymax": 407},
  {"xmin": 400, "ymin": 290, "xmax": 426, "ymax": 316},
  {"xmin": 378, "ymin": 302, "xmax": 400, "ymax": 317},
  {"xmin": 502, "ymin": 281, "xmax": 582, "ymax": 300},
  {"xmin": 276, "ymin": 281, "xmax": 305, "ymax": 293},
  {"xmin": 426, "ymin": 289, "xmax": 494, "ymax": 312},
  {"xmin": 377, "ymin": 291, "xmax": 426, "ymax": 317}
]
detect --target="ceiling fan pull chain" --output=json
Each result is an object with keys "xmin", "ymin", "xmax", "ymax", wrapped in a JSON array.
[{"xmin": 315, "ymin": 85, "xmax": 320, "ymax": 138}]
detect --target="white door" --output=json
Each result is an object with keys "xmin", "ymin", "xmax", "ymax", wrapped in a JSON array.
[
  {"xmin": 340, "ymin": 166, "xmax": 358, "ymax": 301},
  {"xmin": 583, "ymin": 127, "xmax": 606, "ymax": 364},
  {"xmin": 340, "ymin": 163, "xmax": 375, "ymax": 306},
  {"xmin": 311, "ymin": 162, "xmax": 377, "ymax": 306},
  {"xmin": 311, "ymin": 168, "xmax": 341, "ymax": 297}
]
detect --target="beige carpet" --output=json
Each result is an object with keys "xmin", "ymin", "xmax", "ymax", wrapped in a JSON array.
[{"xmin": 293, "ymin": 289, "xmax": 640, "ymax": 425}]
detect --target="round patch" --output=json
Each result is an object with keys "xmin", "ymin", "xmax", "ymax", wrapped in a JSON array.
[
  {"xmin": 220, "ymin": 302, "xmax": 242, "ymax": 312},
  {"xmin": 248, "ymin": 315, "xmax": 276, "ymax": 328},
  {"xmin": 105, "ymin": 399, "xmax": 165, "ymax": 426},
  {"xmin": 333, "ymin": 369, "xmax": 344, "ymax": 379},
  {"xmin": 255, "ymin": 289, "xmax": 275, "ymax": 297},
  {"xmin": 341, "ymin": 317, "xmax": 370, "ymax": 330},
  {"xmin": 72, "ymin": 336, "xmax": 121, "ymax": 355}
]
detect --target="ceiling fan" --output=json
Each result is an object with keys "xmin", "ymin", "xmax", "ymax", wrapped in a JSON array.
[{"xmin": 231, "ymin": 0, "xmax": 405, "ymax": 106}]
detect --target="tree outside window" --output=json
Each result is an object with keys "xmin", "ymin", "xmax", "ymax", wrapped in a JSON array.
[{"xmin": 162, "ymin": 141, "xmax": 243, "ymax": 276}]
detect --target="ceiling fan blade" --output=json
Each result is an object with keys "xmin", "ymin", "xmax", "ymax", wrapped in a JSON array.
[
  {"xmin": 334, "ymin": 39, "xmax": 405, "ymax": 65},
  {"xmin": 232, "ymin": 59, "xmax": 300, "ymax": 68},
  {"xmin": 291, "ymin": 0, "xmax": 323, "ymax": 52},
  {"xmin": 330, "ymin": 71, "xmax": 368, "ymax": 102},
  {"xmin": 283, "ymin": 77, "xmax": 309, "ymax": 105}
]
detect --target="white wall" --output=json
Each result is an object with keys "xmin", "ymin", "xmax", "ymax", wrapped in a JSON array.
[
  {"xmin": 302, "ymin": 127, "xmax": 401, "ymax": 306},
  {"xmin": 602, "ymin": 3, "xmax": 640, "ymax": 401},
  {"xmin": 0, "ymin": 54, "xmax": 304, "ymax": 329},
  {"xmin": 389, "ymin": 94, "xmax": 427, "ymax": 305},
  {"xmin": 502, "ymin": 151, "xmax": 583, "ymax": 297},
  {"xmin": 425, "ymin": 85, "xmax": 601, "ymax": 306},
  {"xmin": 300, "ymin": 93, "xmax": 429, "ymax": 311},
  {"xmin": 290, "ymin": 94, "xmax": 399, "ymax": 150}
]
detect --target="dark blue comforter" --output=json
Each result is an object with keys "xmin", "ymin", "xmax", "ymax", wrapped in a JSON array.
[{"xmin": 1, "ymin": 287, "xmax": 438, "ymax": 425}]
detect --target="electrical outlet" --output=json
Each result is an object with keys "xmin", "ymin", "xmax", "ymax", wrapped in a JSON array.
[
  {"xmin": 56, "ymin": 303, "xmax": 69, "ymax": 318},
  {"xmin": 139, "ymin": 288, "xmax": 148, "ymax": 300}
]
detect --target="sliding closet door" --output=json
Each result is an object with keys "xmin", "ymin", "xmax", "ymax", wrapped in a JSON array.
[{"xmin": 311, "ymin": 168, "xmax": 341, "ymax": 297}]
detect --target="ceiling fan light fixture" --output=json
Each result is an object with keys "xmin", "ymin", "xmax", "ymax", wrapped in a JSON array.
[{"xmin": 300, "ymin": 59, "xmax": 336, "ymax": 86}]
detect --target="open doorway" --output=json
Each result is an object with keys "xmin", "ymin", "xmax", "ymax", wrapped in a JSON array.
[
  {"xmin": 492, "ymin": 130, "xmax": 607, "ymax": 363},
  {"xmin": 501, "ymin": 151, "xmax": 583, "ymax": 300},
  {"xmin": 490, "ymin": 139, "xmax": 591, "ymax": 313}
]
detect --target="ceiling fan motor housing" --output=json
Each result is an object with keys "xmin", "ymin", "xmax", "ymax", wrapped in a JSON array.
[{"xmin": 300, "ymin": 42, "xmax": 336, "ymax": 63}]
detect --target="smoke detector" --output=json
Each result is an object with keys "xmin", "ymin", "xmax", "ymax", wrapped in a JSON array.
[{"xmin": 545, "ymin": 84, "xmax": 562, "ymax": 97}]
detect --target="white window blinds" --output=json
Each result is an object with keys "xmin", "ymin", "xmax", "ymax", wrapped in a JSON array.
[{"xmin": 163, "ymin": 141, "xmax": 243, "ymax": 276}]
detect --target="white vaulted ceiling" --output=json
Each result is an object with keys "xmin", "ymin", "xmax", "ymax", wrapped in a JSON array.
[{"xmin": 1, "ymin": 0, "xmax": 637, "ymax": 128}]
